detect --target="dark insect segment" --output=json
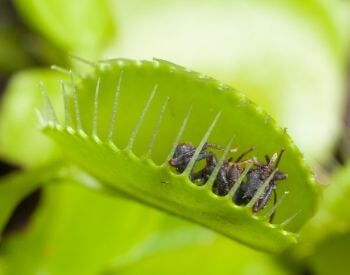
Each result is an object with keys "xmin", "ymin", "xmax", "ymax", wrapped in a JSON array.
[{"xmin": 168, "ymin": 142, "xmax": 288, "ymax": 223}]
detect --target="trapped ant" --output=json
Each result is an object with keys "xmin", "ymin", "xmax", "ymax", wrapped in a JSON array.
[
  {"xmin": 233, "ymin": 149, "xmax": 288, "ymax": 221},
  {"xmin": 168, "ymin": 142, "xmax": 226, "ymax": 174},
  {"xmin": 211, "ymin": 147, "xmax": 255, "ymax": 195},
  {"xmin": 190, "ymin": 147, "xmax": 254, "ymax": 193}
]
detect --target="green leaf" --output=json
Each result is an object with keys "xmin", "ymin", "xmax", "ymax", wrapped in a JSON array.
[
  {"xmin": 41, "ymin": 58, "xmax": 319, "ymax": 252},
  {"xmin": 13, "ymin": 0, "xmax": 116, "ymax": 57},
  {"xmin": 0, "ymin": 162, "xmax": 62, "ymax": 238},
  {"xmin": 0, "ymin": 25, "xmax": 33, "ymax": 73},
  {"xmin": 306, "ymin": 233, "xmax": 350, "ymax": 275},
  {"xmin": 0, "ymin": 180, "xmax": 195, "ymax": 275},
  {"xmin": 295, "ymin": 163, "xmax": 350, "ymax": 257},
  {"xmin": 104, "ymin": 236, "xmax": 292, "ymax": 275},
  {"xmin": 0, "ymin": 69, "xmax": 66, "ymax": 167}
]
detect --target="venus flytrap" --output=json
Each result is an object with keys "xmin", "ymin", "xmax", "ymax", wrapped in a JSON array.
[{"xmin": 38, "ymin": 58, "xmax": 320, "ymax": 253}]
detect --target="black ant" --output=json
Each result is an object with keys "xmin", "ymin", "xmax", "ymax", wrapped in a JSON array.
[
  {"xmin": 168, "ymin": 142, "xmax": 224, "ymax": 174},
  {"xmin": 169, "ymin": 142, "xmax": 288, "ymax": 223},
  {"xmin": 233, "ymin": 149, "xmax": 288, "ymax": 221},
  {"xmin": 189, "ymin": 147, "xmax": 254, "ymax": 193},
  {"xmin": 211, "ymin": 147, "xmax": 255, "ymax": 195}
]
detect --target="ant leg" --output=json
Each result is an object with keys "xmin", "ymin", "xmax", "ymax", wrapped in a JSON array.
[
  {"xmin": 274, "ymin": 148, "xmax": 285, "ymax": 168},
  {"xmin": 205, "ymin": 143, "xmax": 239, "ymax": 153},
  {"xmin": 190, "ymin": 170, "xmax": 204, "ymax": 181},
  {"xmin": 196, "ymin": 152, "xmax": 214, "ymax": 162},
  {"xmin": 191, "ymin": 154, "xmax": 217, "ymax": 184},
  {"xmin": 269, "ymin": 189, "xmax": 278, "ymax": 223},
  {"xmin": 253, "ymin": 183, "xmax": 274, "ymax": 213},
  {"xmin": 235, "ymin": 147, "xmax": 255, "ymax": 162},
  {"xmin": 203, "ymin": 142, "xmax": 223, "ymax": 151},
  {"xmin": 252, "ymin": 157, "xmax": 263, "ymax": 166},
  {"xmin": 237, "ymin": 159, "xmax": 253, "ymax": 166}
]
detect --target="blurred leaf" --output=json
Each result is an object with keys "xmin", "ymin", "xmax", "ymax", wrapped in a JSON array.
[
  {"xmin": 0, "ymin": 180, "xmax": 192, "ymax": 275},
  {"xmin": 41, "ymin": 58, "xmax": 319, "ymax": 252},
  {"xmin": 0, "ymin": 165, "xmax": 214, "ymax": 275},
  {"xmin": 0, "ymin": 25, "xmax": 33, "ymax": 73},
  {"xmin": 306, "ymin": 233, "xmax": 350, "ymax": 275},
  {"xmin": 104, "ymin": 236, "xmax": 294, "ymax": 275},
  {"xmin": 104, "ymin": 215, "xmax": 215, "ymax": 271},
  {"xmin": 107, "ymin": 0, "xmax": 349, "ymax": 162},
  {"xmin": 0, "ymin": 69, "xmax": 66, "ymax": 167},
  {"xmin": 295, "ymin": 163, "xmax": 350, "ymax": 258},
  {"xmin": 0, "ymin": 162, "xmax": 62, "ymax": 238},
  {"xmin": 0, "ymin": 21, "xmax": 68, "ymax": 74},
  {"xmin": 13, "ymin": 0, "xmax": 116, "ymax": 57}
]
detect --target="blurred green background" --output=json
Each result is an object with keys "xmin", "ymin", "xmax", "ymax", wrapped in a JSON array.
[{"xmin": 1, "ymin": 0, "xmax": 350, "ymax": 274}]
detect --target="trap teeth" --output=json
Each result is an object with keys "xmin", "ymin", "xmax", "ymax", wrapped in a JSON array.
[
  {"xmin": 126, "ymin": 85, "xmax": 157, "ymax": 150},
  {"xmin": 107, "ymin": 71, "xmax": 123, "ymax": 142},
  {"xmin": 39, "ymin": 67, "xmax": 290, "ymax": 227},
  {"xmin": 145, "ymin": 96, "xmax": 169, "ymax": 158},
  {"xmin": 183, "ymin": 111, "xmax": 222, "ymax": 176},
  {"xmin": 163, "ymin": 105, "xmax": 193, "ymax": 166}
]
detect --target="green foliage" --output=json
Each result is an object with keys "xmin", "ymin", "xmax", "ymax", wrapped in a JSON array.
[
  {"xmin": 40, "ymin": 58, "xmax": 319, "ymax": 252},
  {"xmin": 13, "ymin": 0, "xmax": 116, "ymax": 57},
  {"xmin": 302, "ymin": 164, "xmax": 350, "ymax": 245},
  {"xmin": 0, "ymin": 70, "xmax": 65, "ymax": 167},
  {"xmin": 0, "ymin": 26, "xmax": 33, "ymax": 73},
  {"xmin": 104, "ymin": 237, "xmax": 293, "ymax": 275},
  {"xmin": 292, "ymin": 164, "xmax": 350, "ymax": 262},
  {"xmin": 0, "ymin": 163, "xmax": 61, "ymax": 237},
  {"xmin": 0, "ymin": 182, "xmax": 167, "ymax": 275},
  {"xmin": 306, "ymin": 233, "xmax": 350, "ymax": 275}
]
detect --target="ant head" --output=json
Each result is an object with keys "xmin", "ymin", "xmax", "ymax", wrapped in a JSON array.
[
  {"xmin": 169, "ymin": 142, "xmax": 194, "ymax": 167},
  {"xmin": 172, "ymin": 142, "xmax": 194, "ymax": 158}
]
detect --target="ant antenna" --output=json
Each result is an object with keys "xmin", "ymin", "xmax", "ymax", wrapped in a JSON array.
[
  {"xmin": 235, "ymin": 147, "xmax": 255, "ymax": 162},
  {"xmin": 265, "ymin": 155, "xmax": 270, "ymax": 163},
  {"xmin": 274, "ymin": 148, "xmax": 285, "ymax": 168}
]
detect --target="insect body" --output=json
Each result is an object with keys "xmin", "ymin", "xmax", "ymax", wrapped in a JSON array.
[
  {"xmin": 211, "ymin": 147, "xmax": 255, "ymax": 196},
  {"xmin": 185, "ymin": 145, "xmax": 250, "ymax": 189},
  {"xmin": 168, "ymin": 142, "xmax": 223, "ymax": 174},
  {"xmin": 169, "ymin": 142, "xmax": 288, "ymax": 222},
  {"xmin": 190, "ymin": 154, "xmax": 217, "ymax": 185},
  {"xmin": 233, "ymin": 149, "xmax": 288, "ymax": 216}
]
